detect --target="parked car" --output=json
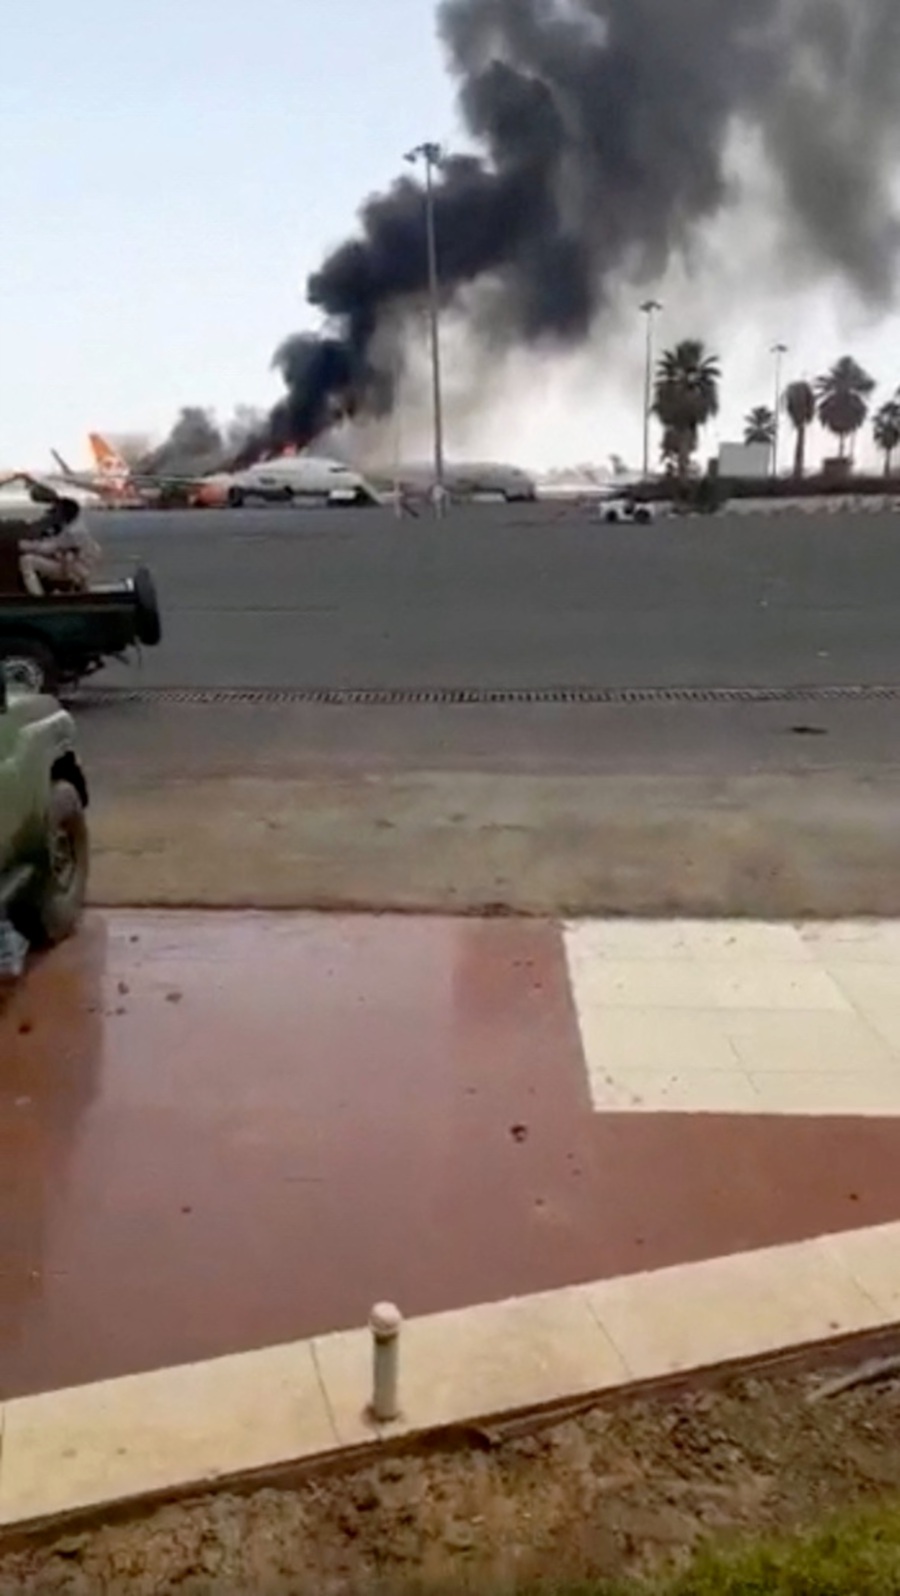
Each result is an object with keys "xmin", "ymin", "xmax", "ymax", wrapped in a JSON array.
[{"xmin": 0, "ymin": 667, "xmax": 89, "ymax": 949}]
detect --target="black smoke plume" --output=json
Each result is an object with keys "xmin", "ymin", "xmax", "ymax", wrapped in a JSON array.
[
  {"xmin": 228, "ymin": 336, "xmax": 360, "ymax": 468},
  {"xmin": 227, "ymin": 0, "xmax": 900, "ymax": 464},
  {"xmin": 139, "ymin": 405, "xmax": 265, "ymax": 476}
]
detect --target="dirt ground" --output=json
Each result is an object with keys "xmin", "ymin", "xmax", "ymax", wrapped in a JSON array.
[
  {"xmin": 76, "ymin": 693, "xmax": 900, "ymax": 918},
  {"xmin": 88, "ymin": 768, "xmax": 900, "ymax": 919},
  {"xmin": 5, "ymin": 1354, "xmax": 900, "ymax": 1595}
]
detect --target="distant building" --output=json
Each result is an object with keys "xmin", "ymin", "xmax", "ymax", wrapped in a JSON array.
[{"xmin": 717, "ymin": 443, "xmax": 771, "ymax": 479}]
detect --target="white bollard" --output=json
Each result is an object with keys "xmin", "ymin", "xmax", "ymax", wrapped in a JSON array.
[{"xmin": 370, "ymin": 1302, "xmax": 402, "ymax": 1423}]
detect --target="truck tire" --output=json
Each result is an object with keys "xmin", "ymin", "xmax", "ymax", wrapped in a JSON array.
[
  {"xmin": 11, "ymin": 780, "xmax": 89, "ymax": 948},
  {"xmin": 133, "ymin": 566, "xmax": 162, "ymax": 647},
  {"xmin": 227, "ymin": 487, "xmax": 245, "ymax": 508},
  {"xmin": 0, "ymin": 637, "xmax": 59, "ymax": 695}
]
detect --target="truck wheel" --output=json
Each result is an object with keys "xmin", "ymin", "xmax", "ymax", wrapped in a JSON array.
[
  {"xmin": 12, "ymin": 781, "xmax": 89, "ymax": 948},
  {"xmin": 133, "ymin": 566, "xmax": 162, "ymax": 647},
  {"xmin": 634, "ymin": 508, "xmax": 652, "ymax": 525},
  {"xmin": 227, "ymin": 487, "xmax": 245, "ymax": 508},
  {"xmin": 604, "ymin": 510, "xmax": 620, "ymax": 524},
  {"xmin": 0, "ymin": 638, "xmax": 58, "ymax": 695}
]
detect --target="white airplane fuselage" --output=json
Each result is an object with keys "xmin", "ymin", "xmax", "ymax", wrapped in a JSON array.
[
  {"xmin": 220, "ymin": 455, "xmax": 377, "ymax": 506},
  {"xmin": 382, "ymin": 461, "xmax": 537, "ymax": 502}
]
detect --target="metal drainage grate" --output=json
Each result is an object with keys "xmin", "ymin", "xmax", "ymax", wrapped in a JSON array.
[{"xmin": 76, "ymin": 682, "xmax": 900, "ymax": 709}]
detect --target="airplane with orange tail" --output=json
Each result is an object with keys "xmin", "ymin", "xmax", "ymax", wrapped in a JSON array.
[
  {"xmin": 87, "ymin": 433, "xmax": 134, "ymax": 492},
  {"xmin": 54, "ymin": 432, "xmax": 223, "ymax": 506},
  {"xmin": 52, "ymin": 433, "xmax": 377, "ymax": 509},
  {"xmin": 51, "ymin": 434, "xmax": 151, "ymax": 506},
  {"xmin": 76, "ymin": 433, "xmax": 307, "ymax": 506}
]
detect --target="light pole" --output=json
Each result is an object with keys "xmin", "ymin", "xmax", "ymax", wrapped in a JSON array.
[
  {"xmin": 405, "ymin": 141, "xmax": 446, "ymax": 515},
  {"xmin": 771, "ymin": 342, "xmax": 788, "ymax": 477},
  {"xmin": 392, "ymin": 348, "xmax": 404, "ymax": 520},
  {"xmin": 640, "ymin": 300, "xmax": 663, "ymax": 479}
]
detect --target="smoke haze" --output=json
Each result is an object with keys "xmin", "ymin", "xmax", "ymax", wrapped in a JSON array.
[{"xmin": 152, "ymin": 0, "xmax": 900, "ymax": 468}]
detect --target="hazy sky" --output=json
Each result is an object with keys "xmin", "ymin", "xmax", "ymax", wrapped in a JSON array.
[{"xmin": 4, "ymin": 0, "xmax": 899, "ymax": 473}]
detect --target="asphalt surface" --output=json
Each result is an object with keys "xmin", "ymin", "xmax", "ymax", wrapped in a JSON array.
[
  {"xmin": 96, "ymin": 502, "xmax": 900, "ymax": 692},
  {"xmin": 75, "ymin": 694, "xmax": 900, "ymax": 781}
]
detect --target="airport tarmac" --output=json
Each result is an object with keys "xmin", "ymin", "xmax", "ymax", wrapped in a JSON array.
[
  {"xmin": 68, "ymin": 502, "xmax": 900, "ymax": 919},
  {"xmin": 95, "ymin": 502, "xmax": 900, "ymax": 693}
]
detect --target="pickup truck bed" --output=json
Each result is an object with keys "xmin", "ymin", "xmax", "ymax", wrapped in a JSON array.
[{"xmin": 0, "ymin": 524, "xmax": 161, "ymax": 692}]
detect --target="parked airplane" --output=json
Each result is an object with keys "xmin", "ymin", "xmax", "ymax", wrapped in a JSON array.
[
  {"xmin": 373, "ymin": 460, "xmax": 537, "ymax": 503},
  {"xmin": 52, "ymin": 433, "xmax": 373, "ymax": 510},
  {"xmin": 194, "ymin": 453, "xmax": 380, "ymax": 508},
  {"xmin": 536, "ymin": 457, "xmax": 642, "ymax": 501},
  {"xmin": 51, "ymin": 436, "xmax": 151, "ymax": 505},
  {"xmin": 56, "ymin": 433, "xmax": 226, "ymax": 507}
]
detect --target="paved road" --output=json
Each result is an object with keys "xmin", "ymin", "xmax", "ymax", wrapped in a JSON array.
[
  {"xmin": 97, "ymin": 503, "xmax": 900, "ymax": 691},
  {"xmin": 76, "ymin": 694, "xmax": 900, "ymax": 782}
]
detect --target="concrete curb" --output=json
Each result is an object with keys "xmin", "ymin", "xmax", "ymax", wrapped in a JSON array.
[{"xmin": 2, "ymin": 1223, "xmax": 900, "ymax": 1537}]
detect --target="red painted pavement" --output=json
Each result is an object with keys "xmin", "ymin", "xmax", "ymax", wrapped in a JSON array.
[{"xmin": 2, "ymin": 911, "xmax": 900, "ymax": 1400}]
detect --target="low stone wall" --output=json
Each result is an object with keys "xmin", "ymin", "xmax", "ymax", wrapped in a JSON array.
[{"xmin": 723, "ymin": 494, "xmax": 900, "ymax": 517}]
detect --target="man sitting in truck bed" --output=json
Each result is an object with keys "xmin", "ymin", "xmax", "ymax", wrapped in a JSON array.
[{"xmin": 17, "ymin": 484, "xmax": 101, "ymax": 597}]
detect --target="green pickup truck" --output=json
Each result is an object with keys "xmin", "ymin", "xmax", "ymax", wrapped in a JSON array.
[
  {"xmin": 0, "ymin": 513, "xmax": 162, "ymax": 695},
  {"xmin": 0, "ymin": 668, "xmax": 89, "ymax": 952}
]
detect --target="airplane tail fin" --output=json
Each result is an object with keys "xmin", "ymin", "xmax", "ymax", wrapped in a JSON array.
[{"xmin": 89, "ymin": 432, "xmax": 131, "ymax": 481}]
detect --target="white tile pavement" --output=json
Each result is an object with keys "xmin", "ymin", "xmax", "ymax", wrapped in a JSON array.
[
  {"xmin": 4, "ymin": 918, "xmax": 900, "ymax": 1533},
  {"xmin": 565, "ymin": 919, "xmax": 900, "ymax": 1116}
]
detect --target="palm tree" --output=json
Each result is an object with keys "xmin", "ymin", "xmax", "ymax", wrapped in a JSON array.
[
  {"xmin": 744, "ymin": 406, "xmax": 776, "ymax": 448},
  {"xmin": 816, "ymin": 357, "xmax": 876, "ymax": 461},
  {"xmin": 653, "ymin": 340, "xmax": 721, "ymax": 482},
  {"xmin": 873, "ymin": 399, "xmax": 900, "ymax": 477},
  {"xmin": 783, "ymin": 380, "xmax": 816, "ymax": 479},
  {"xmin": 660, "ymin": 425, "xmax": 682, "ymax": 476}
]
